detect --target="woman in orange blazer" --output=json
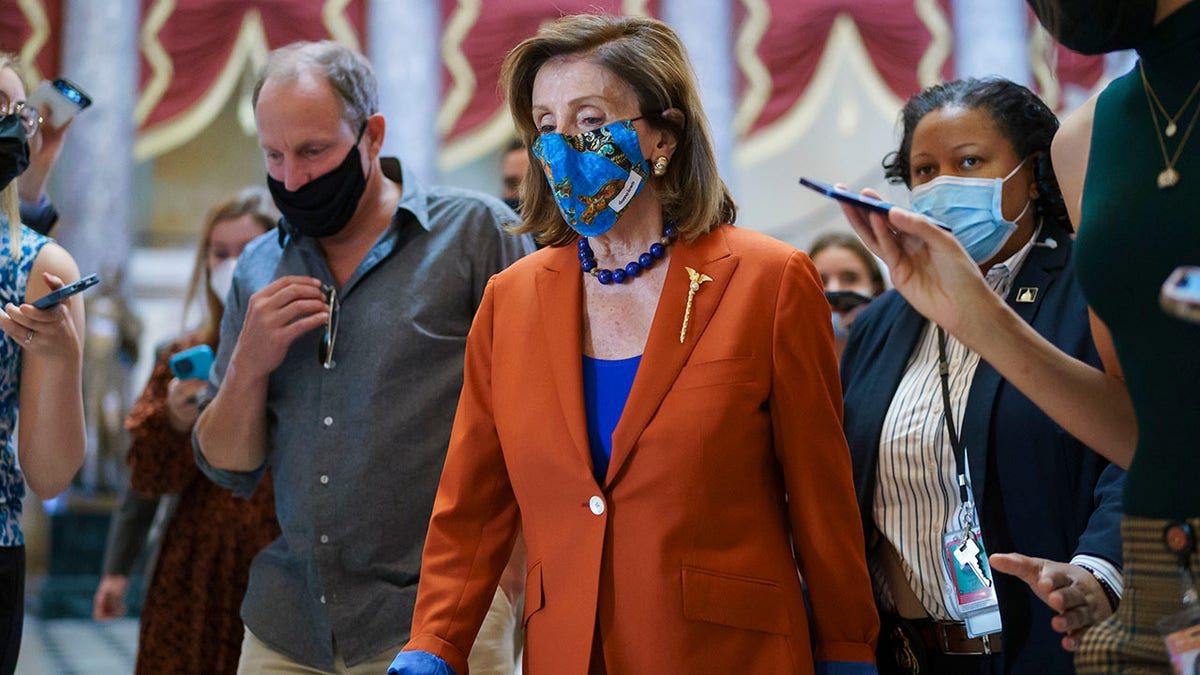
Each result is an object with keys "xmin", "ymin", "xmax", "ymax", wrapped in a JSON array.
[{"xmin": 391, "ymin": 14, "xmax": 878, "ymax": 675}]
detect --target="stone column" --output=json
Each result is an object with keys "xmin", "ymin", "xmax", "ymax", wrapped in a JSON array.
[
  {"xmin": 662, "ymin": 0, "xmax": 737, "ymax": 191},
  {"xmin": 953, "ymin": 0, "xmax": 1030, "ymax": 84},
  {"xmin": 368, "ymin": 0, "xmax": 441, "ymax": 184},
  {"xmin": 54, "ymin": 0, "xmax": 139, "ymax": 280}
]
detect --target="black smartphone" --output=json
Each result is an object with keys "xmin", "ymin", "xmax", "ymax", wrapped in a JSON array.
[
  {"xmin": 825, "ymin": 290, "xmax": 873, "ymax": 313},
  {"xmin": 799, "ymin": 177, "xmax": 895, "ymax": 215},
  {"xmin": 31, "ymin": 273, "xmax": 99, "ymax": 310}
]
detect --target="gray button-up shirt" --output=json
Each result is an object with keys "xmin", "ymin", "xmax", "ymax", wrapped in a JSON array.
[{"xmin": 195, "ymin": 158, "xmax": 534, "ymax": 669}]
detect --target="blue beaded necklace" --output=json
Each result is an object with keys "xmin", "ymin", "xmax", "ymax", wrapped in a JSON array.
[{"xmin": 578, "ymin": 222, "xmax": 676, "ymax": 285}]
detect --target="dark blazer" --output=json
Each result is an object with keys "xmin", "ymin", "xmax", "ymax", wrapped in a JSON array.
[{"xmin": 840, "ymin": 223, "xmax": 1124, "ymax": 674}]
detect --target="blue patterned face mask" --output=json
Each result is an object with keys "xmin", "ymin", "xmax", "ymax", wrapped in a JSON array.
[
  {"xmin": 531, "ymin": 118, "xmax": 649, "ymax": 237},
  {"xmin": 910, "ymin": 157, "xmax": 1031, "ymax": 263}
]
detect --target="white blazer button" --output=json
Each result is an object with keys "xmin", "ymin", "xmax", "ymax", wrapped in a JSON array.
[{"xmin": 589, "ymin": 496, "xmax": 605, "ymax": 515}]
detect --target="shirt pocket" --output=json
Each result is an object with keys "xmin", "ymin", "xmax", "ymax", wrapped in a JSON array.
[
  {"xmin": 672, "ymin": 356, "xmax": 756, "ymax": 392},
  {"xmin": 681, "ymin": 565, "xmax": 791, "ymax": 635}
]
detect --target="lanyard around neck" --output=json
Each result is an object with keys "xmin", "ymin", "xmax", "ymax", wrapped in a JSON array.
[{"xmin": 936, "ymin": 326, "xmax": 972, "ymax": 507}]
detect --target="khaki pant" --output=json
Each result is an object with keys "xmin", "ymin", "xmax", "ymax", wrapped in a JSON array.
[{"xmin": 236, "ymin": 628, "xmax": 399, "ymax": 675}]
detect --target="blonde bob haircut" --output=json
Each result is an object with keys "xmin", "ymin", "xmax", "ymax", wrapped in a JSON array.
[{"xmin": 500, "ymin": 14, "xmax": 736, "ymax": 247}]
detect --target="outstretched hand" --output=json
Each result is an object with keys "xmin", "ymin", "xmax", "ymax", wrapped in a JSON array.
[
  {"xmin": 990, "ymin": 552, "xmax": 1114, "ymax": 651},
  {"xmin": 838, "ymin": 190, "xmax": 999, "ymax": 340}
]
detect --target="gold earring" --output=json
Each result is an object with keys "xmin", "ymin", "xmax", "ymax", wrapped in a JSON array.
[{"xmin": 653, "ymin": 156, "xmax": 669, "ymax": 177}]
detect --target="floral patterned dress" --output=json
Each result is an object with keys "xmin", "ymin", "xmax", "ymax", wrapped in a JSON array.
[
  {"xmin": 0, "ymin": 223, "xmax": 50, "ymax": 548},
  {"xmin": 125, "ymin": 332, "xmax": 279, "ymax": 675}
]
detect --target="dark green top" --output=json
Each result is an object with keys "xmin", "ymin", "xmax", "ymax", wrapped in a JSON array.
[{"xmin": 1075, "ymin": 1, "xmax": 1200, "ymax": 519}]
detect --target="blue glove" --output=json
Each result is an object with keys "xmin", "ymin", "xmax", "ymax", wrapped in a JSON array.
[
  {"xmin": 388, "ymin": 650, "xmax": 456, "ymax": 675},
  {"xmin": 815, "ymin": 661, "xmax": 878, "ymax": 675}
]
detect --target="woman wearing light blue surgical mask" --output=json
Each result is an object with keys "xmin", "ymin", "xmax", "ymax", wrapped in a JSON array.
[{"xmin": 838, "ymin": 78, "xmax": 1125, "ymax": 675}]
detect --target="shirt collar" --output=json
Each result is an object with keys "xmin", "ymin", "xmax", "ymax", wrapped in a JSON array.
[
  {"xmin": 384, "ymin": 157, "xmax": 432, "ymax": 233},
  {"xmin": 988, "ymin": 223, "xmax": 1042, "ymax": 282}
]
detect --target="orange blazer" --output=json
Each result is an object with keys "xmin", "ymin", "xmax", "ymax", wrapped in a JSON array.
[{"xmin": 405, "ymin": 225, "xmax": 878, "ymax": 674}]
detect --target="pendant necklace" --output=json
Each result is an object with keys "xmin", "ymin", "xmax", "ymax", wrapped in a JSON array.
[{"xmin": 1138, "ymin": 60, "xmax": 1200, "ymax": 189}]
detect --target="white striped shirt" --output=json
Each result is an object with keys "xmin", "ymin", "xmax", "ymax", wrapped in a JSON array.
[
  {"xmin": 869, "ymin": 229, "xmax": 1122, "ymax": 619},
  {"xmin": 871, "ymin": 235, "xmax": 1023, "ymax": 620}
]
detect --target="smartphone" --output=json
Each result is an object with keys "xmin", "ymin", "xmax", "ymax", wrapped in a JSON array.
[
  {"xmin": 825, "ymin": 290, "xmax": 873, "ymax": 313},
  {"xmin": 799, "ymin": 177, "xmax": 896, "ymax": 215},
  {"xmin": 30, "ymin": 273, "xmax": 99, "ymax": 310},
  {"xmin": 1161, "ymin": 266, "xmax": 1200, "ymax": 323},
  {"xmin": 26, "ymin": 77, "xmax": 92, "ymax": 128},
  {"xmin": 169, "ymin": 344, "xmax": 215, "ymax": 381}
]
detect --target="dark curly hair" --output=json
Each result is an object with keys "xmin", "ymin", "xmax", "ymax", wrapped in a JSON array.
[{"xmin": 882, "ymin": 77, "xmax": 1072, "ymax": 232}]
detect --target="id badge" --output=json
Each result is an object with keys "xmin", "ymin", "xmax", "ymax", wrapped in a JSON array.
[
  {"xmin": 1159, "ymin": 601, "xmax": 1200, "ymax": 673},
  {"xmin": 942, "ymin": 528, "xmax": 1003, "ymax": 638}
]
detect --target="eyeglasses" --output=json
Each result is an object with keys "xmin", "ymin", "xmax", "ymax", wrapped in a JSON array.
[
  {"xmin": 0, "ymin": 101, "xmax": 41, "ymax": 137},
  {"xmin": 319, "ymin": 285, "xmax": 340, "ymax": 369}
]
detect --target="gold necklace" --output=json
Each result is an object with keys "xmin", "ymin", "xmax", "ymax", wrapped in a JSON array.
[
  {"xmin": 1139, "ymin": 61, "xmax": 1200, "ymax": 189},
  {"xmin": 1139, "ymin": 60, "xmax": 1200, "ymax": 138}
]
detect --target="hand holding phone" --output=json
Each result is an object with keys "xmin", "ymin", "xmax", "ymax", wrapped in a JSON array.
[
  {"xmin": 169, "ymin": 345, "xmax": 215, "ymax": 381},
  {"xmin": 31, "ymin": 273, "xmax": 99, "ymax": 310},
  {"xmin": 1161, "ymin": 266, "xmax": 1200, "ymax": 323},
  {"xmin": 26, "ymin": 78, "xmax": 92, "ymax": 128}
]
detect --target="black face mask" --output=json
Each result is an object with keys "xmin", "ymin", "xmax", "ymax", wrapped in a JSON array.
[
  {"xmin": 1027, "ymin": 0, "xmax": 1157, "ymax": 54},
  {"xmin": 502, "ymin": 197, "xmax": 521, "ymax": 213},
  {"xmin": 0, "ymin": 114, "xmax": 29, "ymax": 192},
  {"xmin": 268, "ymin": 132, "xmax": 367, "ymax": 239}
]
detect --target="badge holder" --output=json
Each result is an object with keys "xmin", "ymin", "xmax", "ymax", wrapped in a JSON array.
[
  {"xmin": 941, "ymin": 504, "xmax": 1002, "ymax": 638},
  {"xmin": 1158, "ymin": 522, "xmax": 1200, "ymax": 674},
  {"xmin": 934, "ymin": 327, "xmax": 1002, "ymax": 640}
]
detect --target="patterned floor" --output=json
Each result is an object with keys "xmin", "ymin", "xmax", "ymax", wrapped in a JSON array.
[{"xmin": 16, "ymin": 617, "xmax": 138, "ymax": 675}]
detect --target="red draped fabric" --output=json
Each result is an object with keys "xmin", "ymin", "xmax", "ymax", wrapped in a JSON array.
[
  {"xmin": 0, "ymin": 0, "xmax": 62, "ymax": 83},
  {"xmin": 735, "ymin": 0, "xmax": 953, "ymax": 137},
  {"xmin": 439, "ymin": 0, "xmax": 661, "ymax": 143},
  {"xmin": 137, "ymin": 0, "xmax": 366, "ymax": 132}
]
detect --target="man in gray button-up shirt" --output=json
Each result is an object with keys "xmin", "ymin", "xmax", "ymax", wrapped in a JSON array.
[{"xmin": 194, "ymin": 41, "xmax": 534, "ymax": 672}]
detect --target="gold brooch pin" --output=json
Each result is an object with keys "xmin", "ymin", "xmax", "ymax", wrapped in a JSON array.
[{"xmin": 680, "ymin": 266, "xmax": 712, "ymax": 343}]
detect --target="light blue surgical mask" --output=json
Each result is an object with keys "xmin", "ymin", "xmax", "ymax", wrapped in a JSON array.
[
  {"xmin": 910, "ymin": 158, "xmax": 1032, "ymax": 263},
  {"xmin": 531, "ymin": 118, "xmax": 649, "ymax": 237}
]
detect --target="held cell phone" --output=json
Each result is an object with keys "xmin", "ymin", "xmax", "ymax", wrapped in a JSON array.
[
  {"xmin": 824, "ymin": 290, "xmax": 873, "ymax": 313},
  {"xmin": 169, "ymin": 344, "xmax": 215, "ymax": 381},
  {"xmin": 1160, "ymin": 266, "xmax": 1200, "ymax": 323},
  {"xmin": 26, "ymin": 77, "xmax": 93, "ymax": 128},
  {"xmin": 30, "ymin": 273, "xmax": 99, "ymax": 310},
  {"xmin": 799, "ymin": 177, "xmax": 896, "ymax": 215}
]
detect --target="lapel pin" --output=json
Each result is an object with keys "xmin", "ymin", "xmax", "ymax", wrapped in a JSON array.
[
  {"xmin": 680, "ymin": 267, "xmax": 713, "ymax": 343},
  {"xmin": 1016, "ymin": 287, "xmax": 1038, "ymax": 303}
]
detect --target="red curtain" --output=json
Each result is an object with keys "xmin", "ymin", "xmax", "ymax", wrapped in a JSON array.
[
  {"xmin": 439, "ymin": 0, "xmax": 661, "ymax": 143},
  {"xmin": 138, "ymin": 0, "xmax": 366, "ymax": 131},
  {"xmin": 735, "ymin": 0, "xmax": 954, "ymax": 136},
  {"xmin": 0, "ymin": 0, "xmax": 62, "ymax": 82}
]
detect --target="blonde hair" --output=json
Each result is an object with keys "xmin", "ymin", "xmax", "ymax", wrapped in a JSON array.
[
  {"xmin": 184, "ymin": 187, "xmax": 278, "ymax": 345},
  {"xmin": 0, "ymin": 52, "xmax": 28, "ymax": 258},
  {"xmin": 500, "ymin": 14, "xmax": 736, "ymax": 247}
]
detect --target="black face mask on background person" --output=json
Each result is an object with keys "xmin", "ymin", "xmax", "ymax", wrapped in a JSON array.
[
  {"xmin": 0, "ymin": 114, "xmax": 30, "ymax": 193},
  {"xmin": 1026, "ymin": 0, "xmax": 1157, "ymax": 54},
  {"xmin": 502, "ymin": 197, "xmax": 521, "ymax": 213},
  {"xmin": 268, "ymin": 127, "xmax": 368, "ymax": 239}
]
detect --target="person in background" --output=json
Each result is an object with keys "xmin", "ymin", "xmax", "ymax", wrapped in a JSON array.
[
  {"xmin": 392, "ymin": 14, "xmax": 877, "ymax": 675},
  {"xmin": 0, "ymin": 50, "xmax": 86, "ymax": 675},
  {"xmin": 809, "ymin": 232, "xmax": 885, "ymax": 359},
  {"xmin": 93, "ymin": 187, "xmax": 281, "ymax": 675},
  {"xmin": 839, "ymin": 77, "xmax": 1124, "ymax": 674},
  {"xmin": 500, "ymin": 138, "xmax": 528, "ymax": 214},
  {"xmin": 15, "ymin": 76, "xmax": 74, "ymax": 237},
  {"xmin": 194, "ymin": 41, "xmax": 534, "ymax": 674}
]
